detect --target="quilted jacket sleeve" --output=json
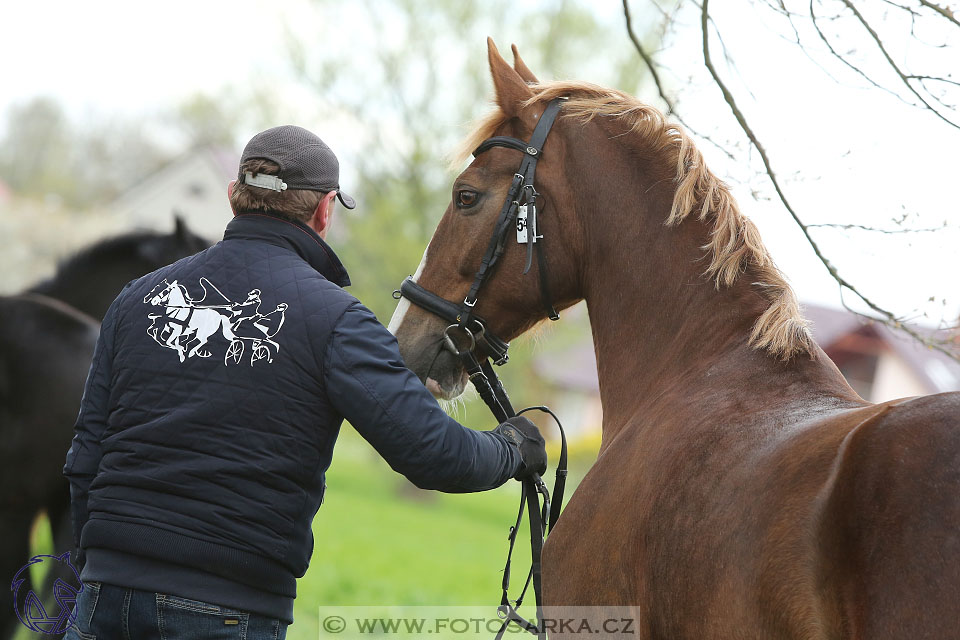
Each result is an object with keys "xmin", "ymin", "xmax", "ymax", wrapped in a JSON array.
[
  {"xmin": 323, "ymin": 303, "xmax": 522, "ymax": 492},
  {"xmin": 63, "ymin": 293, "xmax": 121, "ymax": 565}
]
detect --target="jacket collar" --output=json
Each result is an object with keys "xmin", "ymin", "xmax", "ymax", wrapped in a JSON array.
[{"xmin": 223, "ymin": 212, "xmax": 351, "ymax": 287}]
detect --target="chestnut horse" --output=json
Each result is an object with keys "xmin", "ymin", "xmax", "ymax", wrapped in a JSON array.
[{"xmin": 389, "ymin": 40, "xmax": 960, "ymax": 638}]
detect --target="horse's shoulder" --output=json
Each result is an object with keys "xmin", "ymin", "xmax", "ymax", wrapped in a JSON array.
[
  {"xmin": 840, "ymin": 392, "xmax": 960, "ymax": 457},
  {"xmin": 817, "ymin": 392, "xmax": 960, "ymax": 629},
  {"xmin": 824, "ymin": 391, "xmax": 960, "ymax": 540}
]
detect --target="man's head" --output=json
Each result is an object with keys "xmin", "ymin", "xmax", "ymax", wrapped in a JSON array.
[{"xmin": 229, "ymin": 125, "xmax": 355, "ymax": 237}]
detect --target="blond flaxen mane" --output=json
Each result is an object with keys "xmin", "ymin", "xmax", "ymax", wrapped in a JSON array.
[{"xmin": 457, "ymin": 80, "xmax": 814, "ymax": 360}]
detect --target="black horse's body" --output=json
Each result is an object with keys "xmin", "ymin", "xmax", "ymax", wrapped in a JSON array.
[
  {"xmin": 0, "ymin": 218, "xmax": 208, "ymax": 639},
  {"xmin": 0, "ymin": 295, "xmax": 98, "ymax": 631}
]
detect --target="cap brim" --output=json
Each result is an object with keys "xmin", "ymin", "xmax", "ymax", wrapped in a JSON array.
[{"xmin": 336, "ymin": 191, "xmax": 356, "ymax": 210}]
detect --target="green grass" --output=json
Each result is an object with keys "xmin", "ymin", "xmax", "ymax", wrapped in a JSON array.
[
  {"xmin": 20, "ymin": 426, "xmax": 598, "ymax": 640},
  {"xmin": 291, "ymin": 427, "xmax": 598, "ymax": 640}
]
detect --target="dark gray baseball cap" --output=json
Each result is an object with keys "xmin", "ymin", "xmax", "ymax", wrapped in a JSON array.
[{"xmin": 239, "ymin": 125, "xmax": 356, "ymax": 209}]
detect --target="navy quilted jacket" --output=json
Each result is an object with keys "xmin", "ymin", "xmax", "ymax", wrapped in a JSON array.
[{"xmin": 62, "ymin": 212, "xmax": 521, "ymax": 623}]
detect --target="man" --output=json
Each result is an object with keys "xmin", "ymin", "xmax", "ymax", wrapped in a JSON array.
[{"xmin": 63, "ymin": 126, "xmax": 547, "ymax": 640}]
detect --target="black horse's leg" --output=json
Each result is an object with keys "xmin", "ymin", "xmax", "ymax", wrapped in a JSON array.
[
  {"xmin": 0, "ymin": 510, "xmax": 36, "ymax": 640},
  {"xmin": 40, "ymin": 488, "xmax": 75, "ymax": 607}
]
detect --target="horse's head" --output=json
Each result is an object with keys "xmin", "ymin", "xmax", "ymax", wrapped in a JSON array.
[
  {"xmin": 144, "ymin": 279, "xmax": 177, "ymax": 306},
  {"xmin": 136, "ymin": 216, "xmax": 210, "ymax": 268},
  {"xmin": 33, "ymin": 215, "xmax": 211, "ymax": 321},
  {"xmin": 389, "ymin": 41, "xmax": 585, "ymax": 399}
]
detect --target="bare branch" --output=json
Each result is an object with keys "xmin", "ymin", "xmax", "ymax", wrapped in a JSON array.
[
  {"xmin": 879, "ymin": 0, "xmax": 922, "ymax": 17},
  {"xmin": 840, "ymin": 0, "xmax": 960, "ymax": 130},
  {"xmin": 907, "ymin": 74, "xmax": 960, "ymax": 88},
  {"xmin": 622, "ymin": 0, "xmax": 676, "ymax": 114},
  {"xmin": 700, "ymin": 0, "xmax": 959, "ymax": 362},
  {"xmin": 647, "ymin": 0, "xmax": 672, "ymax": 20},
  {"xmin": 762, "ymin": 2, "xmax": 844, "ymax": 83},
  {"xmin": 917, "ymin": 0, "xmax": 960, "ymax": 28},
  {"xmin": 622, "ymin": 0, "xmax": 738, "ymax": 161},
  {"xmin": 807, "ymin": 221, "xmax": 947, "ymax": 233},
  {"xmin": 809, "ymin": 1, "xmax": 913, "ymax": 105}
]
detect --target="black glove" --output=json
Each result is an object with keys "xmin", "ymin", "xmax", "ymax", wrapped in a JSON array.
[{"xmin": 494, "ymin": 416, "xmax": 547, "ymax": 480}]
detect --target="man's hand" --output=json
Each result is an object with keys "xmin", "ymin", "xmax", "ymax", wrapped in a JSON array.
[{"xmin": 494, "ymin": 416, "xmax": 547, "ymax": 480}]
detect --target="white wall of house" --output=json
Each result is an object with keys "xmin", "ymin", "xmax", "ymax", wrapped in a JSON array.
[
  {"xmin": 109, "ymin": 148, "xmax": 236, "ymax": 243},
  {"xmin": 871, "ymin": 352, "xmax": 930, "ymax": 403}
]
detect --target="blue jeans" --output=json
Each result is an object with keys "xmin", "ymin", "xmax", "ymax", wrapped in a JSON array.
[{"xmin": 64, "ymin": 582, "xmax": 288, "ymax": 640}]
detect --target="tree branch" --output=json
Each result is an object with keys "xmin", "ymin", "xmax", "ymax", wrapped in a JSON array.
[
  {"xmin": 879, "ymin": 0, "xmax": 922, "ymax": 17},
  {"xmin": 907, "ymin": 74, "xmax": 960, "ymax": 88},
  {"xmin": 623, "ymin": 0, "xmax": 672, "ymax": 112},
  {"xmin": 807, "ymin": 221, "xmax": 947, "ymax": 233},
  {"xmin": 700, "ymin": 0, "xmax": 958, "ymax": 361},
  {"xmin": 840, "ymin": 0, "xmax": 960, "ymax": 130},
  {"xmin": 917, "ymin": 0, "xmax": 960, "ymax": 28},
  {"xmin": 622, "ymin": 0, "xmax": 737, "ymax": 161},
  {"xmin": 809, "ymin": 1, "xmax": 913, "ymax": 105}
]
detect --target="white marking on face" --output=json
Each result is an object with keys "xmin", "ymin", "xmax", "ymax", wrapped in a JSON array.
[{"xmin": 387, "ymin": 245, "xmax": 429, "ymax": 335}]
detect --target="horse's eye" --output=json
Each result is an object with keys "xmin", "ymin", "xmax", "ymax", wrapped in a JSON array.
[{"xmin": 456, "ymin": 190, "xmax": 479, "ymax": 209}]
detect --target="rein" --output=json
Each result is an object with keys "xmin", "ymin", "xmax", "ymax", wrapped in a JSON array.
[{"xmin": 395, "ymin": 98, "xmax": 569, "ymax": 639}]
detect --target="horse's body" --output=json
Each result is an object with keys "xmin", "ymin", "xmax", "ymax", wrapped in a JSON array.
[
  {"xmin": 389, "ymin": 41, "xmax": 960, "ymax": 638},
  {"xmin": 144, "ymin": 280, "xmax": 236, "ymax": 362},
  {"xmin": 0, "ymin": 219, "xmax": 208, "ymax": 640},
  {"xmin": 0, "ymin": 294, "xmax": 98, "ymax": 639}
]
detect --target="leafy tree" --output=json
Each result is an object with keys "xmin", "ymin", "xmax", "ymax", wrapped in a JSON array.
[
  {"xmin": 289, "ymin": 0, "xmax": 651, "ymax": 318},
  {"xmin": 284, "ymin": 0, "xmax": 659, "ymax": 424},
  {"xmin": 0, "ymin": 97, "xmax": 171, "ymax": 207}
]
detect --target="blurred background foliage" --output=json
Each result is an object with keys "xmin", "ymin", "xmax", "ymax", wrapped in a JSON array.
[
  {"xmin": 0, "ymin": 0, "xmax": 652, "ymax": 427},
  {"xmin": 4, "ymin": 1, "xmax": 657, "ymax": 638}
]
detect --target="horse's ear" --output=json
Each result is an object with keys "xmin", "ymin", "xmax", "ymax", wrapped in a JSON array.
[
  {"xmin": 173, "ymin": 213, "xmax": 189, "ymax": 240},
  {"xmin": 511, "ymin": 44, "xmax": 538, "ymax": 84},
  {"xmin": 488, "ymin": 37, "xmax": 533, "ymax": 117}
]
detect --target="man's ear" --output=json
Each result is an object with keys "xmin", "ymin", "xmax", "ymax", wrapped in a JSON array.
[
  {"xmin": 488, "ymin": 37, "xmax": 533, "ymax": 117},
  {"xmin": 227, "ymin": 180, "xmax": 237, "ymax": 215},
  {"xmin": 313, "ymin": 191, "xmax": 337, "ymax": 233}
]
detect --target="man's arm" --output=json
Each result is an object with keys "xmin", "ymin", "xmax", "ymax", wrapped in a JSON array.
[
  {"xmin": 323, "ymin": 303, "xmax": 523, "ymax": 492},
  {"xmin": 63, "ymin": 296, "xmax": 120, "ymax": 567}
]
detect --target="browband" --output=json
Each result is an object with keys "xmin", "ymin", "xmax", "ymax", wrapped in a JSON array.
[{"xmin": 473, "ymin": 136, "xmax": 531, "ymax": 157}]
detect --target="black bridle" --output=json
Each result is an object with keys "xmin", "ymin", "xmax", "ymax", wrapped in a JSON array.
[{"xmin": 395, "ymin": 98, "xmax": 569, "ymax": 639}]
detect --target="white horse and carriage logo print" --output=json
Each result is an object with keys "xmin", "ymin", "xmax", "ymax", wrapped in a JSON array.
[{"xmin": 143, "ymin": 277, "xmax": 289, "ymax": 366}]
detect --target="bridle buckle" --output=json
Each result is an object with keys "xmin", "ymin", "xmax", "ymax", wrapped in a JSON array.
[{"xmin": 442, "ymin": 324, "xmax": 476, "ymax": 356}]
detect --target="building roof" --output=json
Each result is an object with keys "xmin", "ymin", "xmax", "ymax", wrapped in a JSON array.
[
  {"xmin": 805, "ymin": 302, "xmax": 960, "ymax": 393},
  {"xmin": 108, "ymin": 145, "xmax": 240, "ymax": 241},
  {"xmin": 534, "ymin": 302, "xmax": 960, "ymax": 395}
]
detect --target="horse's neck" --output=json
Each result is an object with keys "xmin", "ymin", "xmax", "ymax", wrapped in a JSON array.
[
  {"xmin": 168, "ymin": 287, "xmax": 186, "ymax": 307},
  {"xmin": 574, "ymin": 147, "xmax": 859, "ymax": 441}
]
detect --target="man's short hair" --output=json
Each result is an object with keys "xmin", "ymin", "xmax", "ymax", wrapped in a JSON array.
[{"xmin": 230, "ymin": 159, "xmax": 325, "ymax": 224}]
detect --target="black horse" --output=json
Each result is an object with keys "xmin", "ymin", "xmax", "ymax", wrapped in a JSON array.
[{"xmin": 0, "ymin": 217, "xmax": 208, "ymax": 639}]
